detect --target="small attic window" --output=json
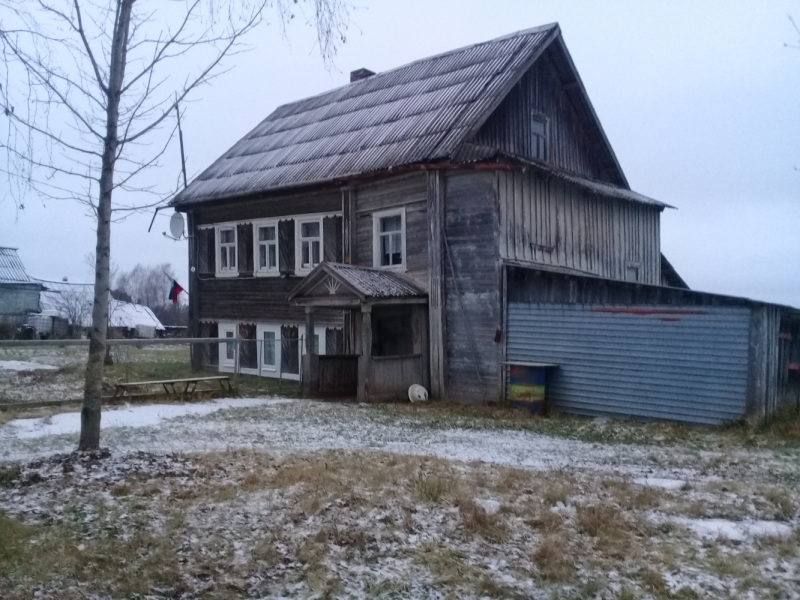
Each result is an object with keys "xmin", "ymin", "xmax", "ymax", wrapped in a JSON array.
[{"xmin": 531, "ymin": 113, "xmax": 547, "ymax": 160}]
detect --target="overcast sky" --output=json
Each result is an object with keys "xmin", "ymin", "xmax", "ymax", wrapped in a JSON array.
[{"xmin": 2, "ymin": 0, "xmax": 799, "ymax": 306}]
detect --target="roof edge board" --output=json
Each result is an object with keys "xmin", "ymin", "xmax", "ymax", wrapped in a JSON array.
[{"xmin": 549, "ymin": 34, "xmax": 629, "ymax": 189}]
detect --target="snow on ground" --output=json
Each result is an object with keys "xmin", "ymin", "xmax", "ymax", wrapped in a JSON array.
[
  {"xmin": 0, "ymin": 360, "xmax": 57, "ymax": 371},
  {"xmin": 1, "ymin": 399, "xmax": 798, "ymax": 491},
  {"xmin": 6, "ymin": 397, "xmax": 290, "ymax": 439}
]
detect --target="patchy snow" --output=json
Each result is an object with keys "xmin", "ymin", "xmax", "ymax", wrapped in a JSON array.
[
  {"xmin": 5, "ymin": 397, "xmax": 291, "ymax": 439},
  {"xmin": 0, "ymin": 360, "xmax": 57, "ymax": 372},
  {"xmin": 649, "ymin": 513, "xmax": 794, "ymax": 541},
  {"xmin": 633, "ymin": 477, "xmax": 688, "ymax": 490}
]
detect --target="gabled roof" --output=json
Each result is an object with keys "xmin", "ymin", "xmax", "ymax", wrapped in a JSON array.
[
  {"xmin": 172, "ymin": 24, "xmax": 564, "ymax": 206},
  {"xmin": 0, "ymin": 247, "xmax": 35, "ymax": 284},
  {"xmin": 289, "ymin": 262, "xmax": 426, "ymax": 304}
]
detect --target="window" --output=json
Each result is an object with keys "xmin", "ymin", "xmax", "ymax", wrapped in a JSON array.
[
  {"xmin": 297, "ymin": 218, "xmax": 322, "ymax": 271},
  {"xmin": 373, "ymin": 208, "xmax": 405, "ymax": 269},
  {"xmin": 257, "ymin": 324, "xmax": 281, "ymax": 373},
  {"xmin": 626, "ymin": 264, "xmax": 640, "ymax": 283},
  {"xmin": 254, "ymin": 221, "xmax": 279, "ymax": 276},
  {"xmin": 218, "ymin": 322, "xmax": 237, "ymax": 369},
  {"xmin": 531, "ymin": 113, "xmax": 547, "ymax": 160},
  {"xmin": 216, "ymin": 226, "xmax": 237, "ymax": 276}
]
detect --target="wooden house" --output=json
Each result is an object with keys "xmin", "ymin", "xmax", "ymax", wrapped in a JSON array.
[{"xmin": 171, "ymin": 24, "xmax": 799, "ymax": 424}]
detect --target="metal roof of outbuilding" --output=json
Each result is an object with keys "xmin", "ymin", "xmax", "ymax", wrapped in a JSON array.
[{"xmin": 0, "ymin": 247, "xmax": 33, "ymax": 284}]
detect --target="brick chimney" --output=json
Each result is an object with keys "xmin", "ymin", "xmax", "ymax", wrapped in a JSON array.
[{"xmin": 350, "ymin": 68, "xmax": 375, "ymax": 83}]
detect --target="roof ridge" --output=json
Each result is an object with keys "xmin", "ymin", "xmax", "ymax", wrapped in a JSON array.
[{"xmin": 272, "ymin": 23, "xmax": 561, "ymax": 114}]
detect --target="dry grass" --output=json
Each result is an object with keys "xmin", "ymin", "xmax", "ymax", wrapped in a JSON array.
[
  {"xmin": 413, "ymin": 474, "xmax": 455, "ymax": 503},
  {"xmin": 763, "ymin": 488, "xmax": 795, "ymax": 520},
  {"xmin": 531, "ymin": 534, "xmax": 575, "ymax": 582},
  {"xmin": 456, "ymin": 498, "xmax": 508, "ymax": 542},
  {"xmin": 2, "ymin": 447, "xmax": 797, "ymax": 599}
]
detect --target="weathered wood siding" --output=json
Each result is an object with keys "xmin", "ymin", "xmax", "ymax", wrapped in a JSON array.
[
  {"xmin": 189, "ymin": 186, "xmax": 345, "ymax": 332},
  {"xmin": 354, "ymin": 173, "xmax": 429, "ymax": 290},
  {"xmin": 498, "ymin": 170, "xmax": 661, "ymax": 284},
  {"xmin": 443, "ymin": 171, "xmax": 503, "ymax": 403},
  {"xmin": 368, "ymin": 355, "xmax": 424, "ymax": 401},
  {"xmin": 196, "ymin": 277, "xmax": 342, "ymax": 325},
  {"xmin": 474, "ymin": 49, "xmax": 623, "ymax": 185},
  {"xmin": 193, "ymin": 188, "xmax": 341, "ymax": 225}
]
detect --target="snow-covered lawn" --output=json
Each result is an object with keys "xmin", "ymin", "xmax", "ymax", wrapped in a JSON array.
[{"xmin": 1, "ymin": 398, "xmax": 799, "ymax": 599}]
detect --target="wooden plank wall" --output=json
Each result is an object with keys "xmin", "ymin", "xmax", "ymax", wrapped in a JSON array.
[
  {"xmin": 746, "ymin": 305, "xmax": 781, "ymax": 424},
  {"xmin": 443, "ymin": 171, "xmax": 503, "ymax": 403},
  {"xmin": 192, "ymin": 188, "xmax": 341, "ymax": 225},
  {"xmin": 196, "ymin": 277, "xmax": 342, "ymax": 326},
  {"xmin": 473, "ymin": 48, "xmax": 623, "ymax": 186},
  {"xmin": 354, "ymin": 173, "xmax": 429, "ymax": 291},
  {"xmin": 497, "ymin": 170, "xmax": 661, "ymax": 285}
]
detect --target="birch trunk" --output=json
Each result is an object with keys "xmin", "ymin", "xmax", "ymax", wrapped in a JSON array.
[{"xmin": 79, "ymin": 0, "xmax": 135, "ymax": 450}]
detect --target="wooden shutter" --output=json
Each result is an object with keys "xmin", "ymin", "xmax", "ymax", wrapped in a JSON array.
[
  {"xmin": 197, "ymin": 228, "xmax": 216, "ymax": 275},
  {"xmin": 323, "ymin": 215, "xmax": 343, "ymax": 263},
  {"xmin": 279, "ymin": 218, "xmax": 295, "ymax": 273},
  {"xmin": 237, "ymin": 223, "xmax": 254, "ymax": 274}
]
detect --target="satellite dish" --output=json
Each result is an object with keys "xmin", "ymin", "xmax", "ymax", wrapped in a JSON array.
[
  {"xmin": 408, "ymin": 384, "xmax": 429, "ymax": 403},
  {"xmin": 169, "ymin": 212, "xmax": 185, "ymax": 239}
]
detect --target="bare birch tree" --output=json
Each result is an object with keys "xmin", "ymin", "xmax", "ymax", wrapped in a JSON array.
[{"xmin": 0, "ymin": 0, "xmax": 349, "ymax": 450}]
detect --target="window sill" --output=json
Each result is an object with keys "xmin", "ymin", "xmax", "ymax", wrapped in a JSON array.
[
  {"xmin": 254, "ymin": 270, "xmax": 281, "ymax": 278},
  {"xmin": 215, "ymin": 271, "xmax": 239, "ymax": 278}
]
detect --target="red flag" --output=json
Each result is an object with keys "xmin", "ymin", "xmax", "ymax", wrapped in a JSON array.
[{"xmin": 168, "ymin": 280, "xmax": 184, "ymax": 304}]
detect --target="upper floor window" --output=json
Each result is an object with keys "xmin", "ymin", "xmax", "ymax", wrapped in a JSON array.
[
  {"xmin": 216, "ymin": 226, "xmax": 237, "ymax": 276},
  {"xmin": 531, "ymin": 113, "xmax": 547, "ymax": 160},
  {"xmin": 373, "ymin": 208, "xmax": 405, "ymax": 269},
  {"xmin": 297, "ymin": 217, "xmax": 322, "ymax": 272},
  {"xmin": 254, "ymin": 221, "xmax": 279, "ymax": 276}
]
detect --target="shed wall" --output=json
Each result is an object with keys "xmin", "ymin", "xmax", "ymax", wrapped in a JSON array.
[
  {"xmin": 506, "ymin": 303, "xmax": 752, "ymax": 425},
  {"xmin": 0, "ymin": 284, "xmax": 41, "ymax": 317},
  {"xmin": 498, "ymin": 170, "xmax": 661, "ymax": 284}
]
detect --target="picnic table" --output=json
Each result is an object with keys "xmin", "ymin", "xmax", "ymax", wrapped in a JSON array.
[{"xmin": 111, "ymin": 376, "xmax": 233, "ymax": 400}]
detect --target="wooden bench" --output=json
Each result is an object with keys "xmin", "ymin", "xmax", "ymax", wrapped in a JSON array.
[{"xmin": 111, "ymin": 376, "xmax": 233, "ymax": 401}]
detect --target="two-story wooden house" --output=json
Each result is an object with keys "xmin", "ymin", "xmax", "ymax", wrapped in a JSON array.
[{"xmin": 171, "ymin": 23, "xmax": 799, "ymax": 423}]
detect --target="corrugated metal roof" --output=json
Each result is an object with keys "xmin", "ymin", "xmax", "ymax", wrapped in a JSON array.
[
  {"xmin": 326, "ymin": 263, "xmax": 425, "ymax": 298},
  {"xmin": 0, "ymin": 247, "xmax": 32, "ymax": 284},
  {"xmin": 172, "ymin": 24, "xmax": 558, "ymax": 206}
]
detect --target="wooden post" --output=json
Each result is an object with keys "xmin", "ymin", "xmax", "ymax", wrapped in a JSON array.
[
  {"xmin": 232, "ymin": 331, "xmax": 240, "ymax": 394},
  {"xmin": 419, "ymin": 305, "xmax": 430, "ymax": 391},
  {"xmin": 357, "ymin": 304, "xmax": 372, "ymax": 402},
  {"xmin": 302, "ymin": 306, "xmax": 318, "ymax": 396},
  {"xmin": 427, "ymin": 171, "xmax": 446, "ymax": 399}
]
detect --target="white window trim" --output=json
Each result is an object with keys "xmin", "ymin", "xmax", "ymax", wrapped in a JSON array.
[
  {"xmin": 215, "ymin": 224, "xmax": 238, "ymax": 278},
  {"xmin": 372, "ymin": 207, "xmax": 406, "ymax": 271},
  {"xmin": 253, "ymin": 219, "xmax": 280, "ymax": 277},
  {"xmin": 218, "ymin": 322, "xmax": 237, "ymax": 371},
  {"xmin": 256, "ymin": 323, "xmax": 281, "ymax": 375},
  {"xmin": 295, "ymin": 216, "xmax": 324, "ymax": 274}
]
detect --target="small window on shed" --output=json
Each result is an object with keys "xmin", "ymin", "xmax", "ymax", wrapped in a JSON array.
[
  {"xmin": 531, "ymin": 113, "xmax": 547, "ymax": 160},
  {"xmin": 626, "ymin": 264, "xmax": 640, "ymax": 283}
]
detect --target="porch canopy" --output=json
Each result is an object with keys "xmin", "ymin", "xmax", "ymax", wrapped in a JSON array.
[{"xmin": 288, "ymin": 262, "xmax": 429, "ymax": 401}]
